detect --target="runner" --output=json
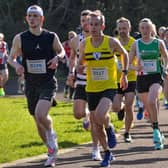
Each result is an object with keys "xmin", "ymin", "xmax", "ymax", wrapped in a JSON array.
[
  {"xmin": 129, "ymin": 18, "xmax": 168, "ymax": 150},
  {"xmin": 0, "ymin": 33, "xmax": 9, "ymax": 96},
  {"xmin": 8, "ymin": 5, "xmax": 65, "ymax": 167},
  {"xmin": 161, "ymin": 27, "xmax": 168, "ymax": 108},
  {"xmin": 158, "ymin": 26, "xmax": 166, "ymax": 40},
  {"xmin": 62, "ymin": 31, "xmax": 77, "ymax": 100},
  {"xmin": 78, "ymin": 10, "xmax": 128, "ymax": 167},
  {"xmin": 68, "ymin": 10, "xmax": 102, "ymax": 161},
  {"xmin": 113, "ymin": 17, "xmax": 136, "ymax": 143}
]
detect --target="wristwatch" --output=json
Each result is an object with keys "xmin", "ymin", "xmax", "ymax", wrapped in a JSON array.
[{"xmin": 122, "ymin": 70, "xmax": 128, "ymax": 75}]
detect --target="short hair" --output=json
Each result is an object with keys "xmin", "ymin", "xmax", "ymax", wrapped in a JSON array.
[
  {"xmin": 89, "ymin": 10, "xmax": 105, "ymax": 25},
  {"xmin": 116, "ymin": 17, "xmax": 131, "ymax": 27},
  {"xmin": 68, "ymin": 31, "xmax": 77, "ymax": 39},
  {"xmin": 81, "ymin": 9, "xmax": 92, "ymax": 16},
  {"xmin": 164, "ymin": 27, "xmax": 168, "ymax": 34},
  {"xmin": 159, "ymin": 26, "xmax": 166, "ymax": 32}
]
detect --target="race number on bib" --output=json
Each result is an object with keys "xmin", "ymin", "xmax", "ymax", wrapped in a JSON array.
[
  {"xmin": 26, "ymin": 59, "xmax": 46, "ymax": 74},
  {"xmin": 91, "ymin": 67, "xmax": 108, "ymax": 81},
  {"xmin": 143, "ymin": 60, "xmax": 157, "ymax": 73}
]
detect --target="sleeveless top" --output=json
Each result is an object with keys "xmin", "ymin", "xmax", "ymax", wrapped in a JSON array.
[
  {"xmin": 115, "ymin": 36, "xmax": 136, "ymax": 82},
  {"xmin": 136, "ymin": 38, "xmax": 161, "ymax": 75},
  {"xmin": 21, "ymin": 29, "xmax": 56, "ymax": 85},
  {"xmin": 75, "ymin": 33, "xmax": 87, "ymax": 86},
  {"xmin": 84, "ymin": 35, "xmax": 117, "ymax": 92}
]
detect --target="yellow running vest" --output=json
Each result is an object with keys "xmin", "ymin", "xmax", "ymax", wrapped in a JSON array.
[
  {"xmin": 116, "ymin": 36, "xmax": 137, "ymax": 82},
  {"xmin": 84, "ymin": 35, "xmax": 117, "ymax": 92}
]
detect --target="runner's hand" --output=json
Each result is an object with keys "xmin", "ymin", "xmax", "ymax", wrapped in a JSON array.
[
  {"xmin": 15, "ymin": 64, "xmax": 24, "ymax": 76},
  {"xmin": 67, "ymin": 73, "xmax": 75, "ymax": 87},
  {"xmin": 77, "ymin": 64, "xmax": 85, "ymax": 74},
  {"xmin": 120, "ymin": 74, "xmax": 128, "ymax": 90},
  {"xmin": 47, "ymin": 56, "xmax": 59, "ymax": 69}
]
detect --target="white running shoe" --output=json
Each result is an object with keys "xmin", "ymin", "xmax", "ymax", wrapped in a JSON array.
[
  {"xmin": 45, "ymin": 145, "xmax": 58, "ymax": 167},
  {"xmin": 45, "ymin": 131, "xmax": 58, "ymax": 167},
  {"xmin": 92, "ymin": 148, "xmax": 102, "ymax": 161},
  {"xmin": 44, "ymin": 154, "xmax": 56, "ymax": 167}
]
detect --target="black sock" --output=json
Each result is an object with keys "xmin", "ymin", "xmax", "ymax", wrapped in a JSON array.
[
  {"xmin": 152, "ymin": 122, "xmax": 159, "ymax": 130},
  {"xmin": 104, "ymin": 150, "xmax": 110, "ymax": 153}
]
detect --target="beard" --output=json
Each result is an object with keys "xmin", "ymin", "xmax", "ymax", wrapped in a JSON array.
[{"xmin": 119, "ymin": 32, "xmax": 127, "ymax": 38}]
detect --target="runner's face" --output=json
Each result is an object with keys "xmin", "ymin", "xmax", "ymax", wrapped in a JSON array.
[
  {"xmin": 139, "ymin": 22, "xmax": 152, "ymax": 37},
  {"xmin": 80, "ymin": 15, "xmax": 89, "ymax": 32},
  {"xmin": 164, "ymin": 31, "xmax": 168, "ymax": 40},
  {"xmin": 117, "ymin": 22, "xmax": 130, "ymax": 38},
  {"xmin": 26, "ymin": 12, "xmax": 43, "ymax": 28},
  {"xmin": 89, "ymin": 16, "xmax": 103, "ymax": 37}
]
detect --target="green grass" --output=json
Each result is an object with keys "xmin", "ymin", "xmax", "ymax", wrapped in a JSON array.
[{"xmin": 0, "ymin": 97, "xmax": 123, "ymax": 164}]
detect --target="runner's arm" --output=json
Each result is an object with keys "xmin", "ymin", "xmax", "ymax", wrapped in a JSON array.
[
  {"xmin": 110, "ymin": 37, "xmax": 129, "ymax": 72},
  {"xmin": 77, "ymin": 40, "xmax": 85, "ymax": 74},
  {"xmin": 129, "ymin": 42, "xmax": 137, "ymax": 70},
  {"xmin": 53, "ymin": 33, "xmax": 65, "ymax": 59},
  {"xmin": 8, "ymin": 34, "xmax": 22, "ymax": 69},
  {"xmin": 159, "ymin": 40, "xmax": 168, "ymax": 70},
  {"xmin": 69, "ymin": 38, "xmax": 77, "ymax": 74}
]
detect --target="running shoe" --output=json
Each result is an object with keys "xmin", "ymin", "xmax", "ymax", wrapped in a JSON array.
[
  {"xmin": 124, "ymin": 132, "xmax": 132, "ymax": 143},
  {"xmin": 63, "ymin": 88, "xmax": 68, "ymax": 98},
  {"xmin": 136, "ymin": 107, "xmax": 144, "ymax": 120},
  {"xmin": 164, "ymin": 101, "xmax": 168, "ymax": 109},
  {"xmin": 92, "ymin": 148, "xmax": 102, "ymax": 161},
  {"xmin": 44, "ymin": 150, "xmax": 56, "ymax": 167},
  {"xmin": 117, "ymin": 108, "xmax": 125, "ymax": 121},
  {"xmin": 83, "ymin": 118, "xmax": 90, "ymax": 131},
  {"xmin": 105, "ymin": 125, "xmax": 117, "ymax": 148},
  {"xmin": 100, "ymin": 150, "xmax": 115, "ymax": 167},
  {"xmin": 0, "ymin": 88, "xmax": 5, "ymax": 96},
  {"xmin": 144, "ymin": 110, "xmax": 149, "ymax": 119},
  {"xmin": 52, "ymin": 98, "xmax": 57, "ymax": 107},
  {"xmin": 45, "ymin": 133, "xmax": 58, "ymax": 167},
  {"xmin": 153, "ymin": 129, "xmax": 165, "ymax": 150},
  {"xmin": 83, "ymin": 110, "xmax": 90, "ymax": 131}
]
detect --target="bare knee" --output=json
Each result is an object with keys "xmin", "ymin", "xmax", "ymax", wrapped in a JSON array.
[
  {"xmin": 74, "ymin": 111, "xmax": 83, "ymax": 119},
  {"xmin": 112, "ymin": 104, "xmax": 121, "ymax": 112}
]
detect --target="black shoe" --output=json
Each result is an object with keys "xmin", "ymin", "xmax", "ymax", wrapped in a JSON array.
[
  {"xmin": 52, "ymin": 99, "xmax": 57, "ymax": 107},
  {"xmin": 124, "ymin": 132, "xmax": 132, "ymax": 143},
  {"xmin": 117, "ymin": 108, "xmax": 125, "ymax": 121}
]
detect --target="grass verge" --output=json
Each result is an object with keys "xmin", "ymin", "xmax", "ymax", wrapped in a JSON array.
[{"xmin": 0, "ymin": 97, "xmax": 123, "ymax": 163}]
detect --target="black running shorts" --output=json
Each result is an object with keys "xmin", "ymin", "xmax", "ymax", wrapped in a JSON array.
[
  {"xmin": 74, "ymin": 84, "xmax": 87, "ymax": 101},
  {"xmin": 87, "ymin": 89, "xmax": 117, "ymax": 111},
  {"xmin": 136, "ymin": 73, "xmax": 163, "ymax": 93},
  {"xmin": 25, "ymin": 78, "xmax": 57, "ymax": 115},
  {"xmin": 117, "ymin": 81, "xmax": 136, "ymax": 95}
]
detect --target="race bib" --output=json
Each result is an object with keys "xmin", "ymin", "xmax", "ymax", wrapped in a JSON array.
[
  {"xmin": 26, "ymin": 59, "xmax": 46, "ymax": 74},
  {"xmin": 91, "ymin": 67, "xmax": 108, "ymax": 81},
  {"xmin": 143, "ymin": 60, "xmax": 157, "ymax": 73}
]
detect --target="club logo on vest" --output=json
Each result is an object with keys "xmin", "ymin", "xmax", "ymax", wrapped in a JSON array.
[
  {"xmin": 93, "ymin": 52, "xmax": 101, "ymax": 60},
  {"xmin": 36, "ymin": 43, "xmax": 41, "ymax": 50}
]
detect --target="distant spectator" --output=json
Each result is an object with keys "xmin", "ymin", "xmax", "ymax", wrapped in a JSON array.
[
  {"xmin": 158, "ymin": 26, "xmax": 166, "ymax": 40},
  {"xmin": 0, "ymin": 33, "xmax": 9, "ymax": 96}
]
